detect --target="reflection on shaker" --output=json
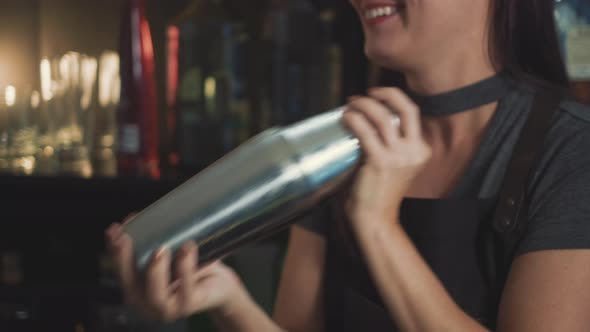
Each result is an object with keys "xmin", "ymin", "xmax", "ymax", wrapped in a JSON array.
[{"xmin": 124, "ymin": 107, "xmax": 394, "ymax": 270}]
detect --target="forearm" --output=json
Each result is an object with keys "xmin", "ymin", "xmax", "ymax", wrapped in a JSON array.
[
  {"xmin": 210, "ymin": 288, "xmax": 286, "ymax": 332},
  {"xmin": 354, "ymin": 220, "xmax": 488, "ymax": 332}
]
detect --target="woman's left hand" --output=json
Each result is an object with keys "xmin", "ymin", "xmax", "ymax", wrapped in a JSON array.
[{"xmin": 342, "ymin": 87, "xmax": 432, "ymax": 231}]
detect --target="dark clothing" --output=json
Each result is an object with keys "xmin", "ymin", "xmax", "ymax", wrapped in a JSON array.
[
  {"xmin": 324, "ymin": 198, "xmax": 498, "ymax": 331},
  {"xmin": 298, "ymin": 80, "xmax": 590, "ymax": 329}
]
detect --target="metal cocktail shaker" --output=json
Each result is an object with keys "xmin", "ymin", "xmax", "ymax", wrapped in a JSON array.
[{"xmin": 124, "ymin": 106, "xmax": 367, "ymax": 270}]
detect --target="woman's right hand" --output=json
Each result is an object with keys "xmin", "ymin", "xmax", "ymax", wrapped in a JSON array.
[{"xmin": 105, "ymin": 222, "xmax": 245, "ymax": 322}]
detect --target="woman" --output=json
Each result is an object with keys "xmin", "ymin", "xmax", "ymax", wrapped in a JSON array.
[{"xmin": 106, "ymin": 0, "xmax": 590, "ymax": 331}]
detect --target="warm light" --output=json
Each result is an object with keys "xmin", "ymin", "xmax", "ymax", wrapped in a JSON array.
[
  {"xmin": 5, "ymin": 85, "xmax": 16, "ymax": 107},
  {"xmin": 59, "ymin": 54, "xmax": 70, "ymax": 88},
  {"xmin": 99, "ymin": 51, "xmax": 120, "ymax": 107},
  {"xmin": 204, "ymin": 77, "xmax": 216, "ymax": 100},
  {"xmin": 111, "ymin": 76, "xmax": 121, "ymax": 105},
  {"xmin": 81, "ymin": 57, "xmax": 98, "ymax": 110},
  {"xmin": 141, "ymin": 20, "xmax": 155, "ymax": 60},
  {"xmin": 40, "ymin": 58, "xmax": 53, "ymax": 101},
  {"xmin": 43, "ymin": 146, "xmax": 54, "ymax": 157},
  {"xmin": 59, "ymin": 52, "xmax": 81, "ymax": 89},
  {"xmin": 30, "ymin": 91, "xmax": 41, "ymax": 109},
  {"xmin": 166, "ymin": 26, "xmax": 180, "ymax": 108},
  {"xmin": 204, "ymin": 77, "xmax": 216, "ymax": 114}
]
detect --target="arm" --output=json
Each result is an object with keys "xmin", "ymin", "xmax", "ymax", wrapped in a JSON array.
[
  {"xmin": 353, "ymin": 215, "xmax": 590, "ymax": 332},
  {"xmin": 342, "ymin": 87, "xmax": 590, "ymax": 332},
  {"xmin": 354, "ymin": 220, "xmax": 487, "ymax": 331},
  {"xmin": 106, "ymin": 222, "xmax": 326, "ymax": 332},
  {"xmin": 209, "ymin": 290, "xmax": 284, "ymax": 332},
  {"xmin": 273, "ymin": 226, "xmax": 326, "ymax": 332},
  {"xmin": 211, "ymin": 225, "xmax": 327, "ymax": 332},
  {"xmin": 497, "ymin": 250, "xmax": 590, "ymax": 331}
]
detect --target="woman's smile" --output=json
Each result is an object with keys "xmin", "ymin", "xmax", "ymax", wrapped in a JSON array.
[{"xmin": 360, "ymin": 1, "xmax": 406, "ymax": 27}]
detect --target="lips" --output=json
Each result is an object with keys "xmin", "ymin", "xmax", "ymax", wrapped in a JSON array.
[
  {"xmin": 359, "ymin": 1, "xmax": 406, "ymax": 23},
  {"xmin": 364, "ymin": 6, "xmax": 398, "ymax": 20}
]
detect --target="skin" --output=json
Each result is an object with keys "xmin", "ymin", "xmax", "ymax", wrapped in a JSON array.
[{"xmin": 106, "ymin": 0, "xmax": 590, "ymax": 331}]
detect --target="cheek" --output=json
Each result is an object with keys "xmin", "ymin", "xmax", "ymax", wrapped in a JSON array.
[
  {"xmin": 409, "ymin": 4, "xmax": 471, "ymax": 49},
  {"xmin": 417, "ymin": 1, "xmax": 488, "ymax": 37}
]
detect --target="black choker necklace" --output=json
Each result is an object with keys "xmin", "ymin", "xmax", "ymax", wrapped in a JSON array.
[{"xmin": 404, "ymin": 73, "xmax": 513, "ymax": 117}]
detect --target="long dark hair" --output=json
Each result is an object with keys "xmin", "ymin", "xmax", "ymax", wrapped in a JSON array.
[
  {"xmin": 490, "ymin": 0, "xmax": 569, "ymax": 87},
  {"xmin": 379, "ymin": 0, "xmax": 570, "ymax": 89}
]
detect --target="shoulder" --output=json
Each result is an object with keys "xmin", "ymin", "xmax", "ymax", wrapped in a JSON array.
[
  {"xmin": 511, "ymin": 79, "xmax": 590, "ymax": 152},
  {"xmin": 515, "ymin": 83, "xmax": 590, "ymax": 255},
  {"xmin": 559, "ymin": 98, "xmax": 590, "ymax": 124}
]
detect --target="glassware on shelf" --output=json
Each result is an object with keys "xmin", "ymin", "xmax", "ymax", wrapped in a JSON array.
[
  {"xmin": 92, "ymin": 51, "xmax": 120, "ymax": 178},
  {"xmin": 54, "ymin": 52, "xmax": 94, "ymax": 178},
  {"xmin": 0, "ymin": 85, "xmax": 39, "ymax": 176},
  {"xmin": 35, "ymin": 58, "xmax": 59, "ymax": 176},
  {"xmin": 0, "ymin": 86, "xmax": 13, "ymax": 173}
]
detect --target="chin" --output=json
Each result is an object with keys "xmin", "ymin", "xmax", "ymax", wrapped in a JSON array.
[{"xmin": 364, "ymin": 42, "xmax": 406, "ymax": 71}]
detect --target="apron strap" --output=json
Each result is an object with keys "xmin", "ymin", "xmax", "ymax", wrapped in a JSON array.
[{"xmin": 487, "ymin": 83, "xmax": 565, "ymax": 324}]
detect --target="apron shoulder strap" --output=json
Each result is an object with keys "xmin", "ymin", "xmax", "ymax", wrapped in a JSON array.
[{"xmin": 488, "ymin": 84, "xmax": 564, "ymax": 308}]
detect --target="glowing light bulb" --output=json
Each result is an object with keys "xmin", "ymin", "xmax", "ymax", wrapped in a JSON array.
[
  {"xmin": 5, "ymin": 85, "xmax": 16, "ymax": 107},
  {"xmin": 40, "ymin": 58, "xmax": 53, "ymax": 101}
]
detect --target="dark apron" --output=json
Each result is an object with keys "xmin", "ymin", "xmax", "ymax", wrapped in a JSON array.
[
  {"xmin": 322, "ymin": 86, "xmax": 565, "ymax": 331},
  {"xmin": 324, "ymin": 197, "xmax": 498, "ymax": 331}
]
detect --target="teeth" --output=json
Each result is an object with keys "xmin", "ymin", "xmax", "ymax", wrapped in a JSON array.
[{"xmin": 364, "ymin": 6, "xmax": 398, "ymax": 20}]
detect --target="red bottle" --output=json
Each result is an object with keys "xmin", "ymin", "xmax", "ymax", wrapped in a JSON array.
[{"xmin": 117, "ymin": 0, "xmax": 160, "ymax": 179}]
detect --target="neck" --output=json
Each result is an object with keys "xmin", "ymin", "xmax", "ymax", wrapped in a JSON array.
[
  {"xmin": 404, "ymin": 57, "xmax": 500, "ymax": 150},
  {"xmin": 405, "ymin": 62, "xmax": 497, "ymax": 96},
  {"xmin": 403, "ymin": 32, "xmax": 497, "ymax": 95},
  {"xmin": 422, "ymin": 102, "xmax": 497, "ymax": 151}
]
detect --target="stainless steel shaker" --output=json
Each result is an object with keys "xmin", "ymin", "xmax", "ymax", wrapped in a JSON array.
[{"xmin": 124, "ymin": 106, "xmax": 375, "ymax": 270}]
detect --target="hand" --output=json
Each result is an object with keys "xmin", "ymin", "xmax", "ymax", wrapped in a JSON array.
[
  {"xmin": 342, "ymin": 87, "xmax": 432, "ymax": 229},
  {"xmin": 105, "ymin": 222, "xmax": 245, "ymax": 322}
]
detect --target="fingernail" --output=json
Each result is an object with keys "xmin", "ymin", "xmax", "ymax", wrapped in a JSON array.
[
  {"xmin": 122, "ymin": 213, "xmax": 137, "ymax": 226},
  {"xmin": 180, "ymin": 241, "xmax": 197, "ymax": 257},
  {"xmin": 105, "ymin": 225, "xmax": 115, "ymax": 239},
  {"xmin": 112, "ymin": 234, "xmax": 126, "ymax": 251},
  {"xmin": 154, "ymin": 246, "xmax": 168, "ymax": 261}
]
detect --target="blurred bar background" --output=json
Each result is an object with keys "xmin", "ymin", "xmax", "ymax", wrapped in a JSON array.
[{"xmin": 0, "ymin": 0, "xmax": 588, "ymax": 331}]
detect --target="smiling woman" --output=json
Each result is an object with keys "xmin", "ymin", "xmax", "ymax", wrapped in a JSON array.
[{"xmin": 106, "ymin": 0, "xmax": 590, "ymax": 331}]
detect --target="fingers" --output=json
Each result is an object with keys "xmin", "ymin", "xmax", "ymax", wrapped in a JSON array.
[
  {"xmin": 145, "ymin": 246, "xmax": 178, "ymax": 320},
  {"xmin": 343, "ymin": 110, "xmax": 386, "ymax": 158},
  {"xmin": 122, "ymin": 212, "xmax": 138, "ymax": 226},
  {"xmin": 175, "ymin": 242, "xmax": 198, "ymax": 315},
  {"xmin": 347, "ymin": 96, "xmax": 401, "ymax": 147},
  {"xmin": 368, "ymin": 87, "xmax": 422, "ymax": 139},
  {"xmin": 106, "ymin": 223, "xmax": 140, "ymax": 303}
]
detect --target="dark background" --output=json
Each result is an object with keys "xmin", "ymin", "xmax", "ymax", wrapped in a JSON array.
[{"xmin": 0, "ymin": 1, "xmax": 369, "ymax": 331}]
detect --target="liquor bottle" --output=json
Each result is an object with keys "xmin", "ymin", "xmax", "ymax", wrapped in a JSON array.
[
  {"xmin": 266, "ymin": 0, "xmax": 342, "ymax": 125},
  {"xmin": 166, "ymin": 0, "xmax": 249, "ymax": 175},
  {"xmin": 555, "ymin": 0, "xmax": 590, "ymax": 104},
  {"xmin": 117, "ymin": 0, "xmax": 160, "ymax": 179}
]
